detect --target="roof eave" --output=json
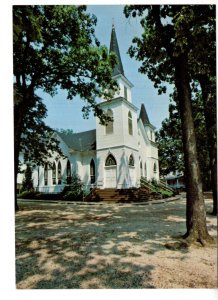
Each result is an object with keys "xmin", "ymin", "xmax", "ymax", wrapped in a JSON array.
[
  {"xmin": 98, "ymin": 97, "xmax": 138, "ymax": 112},
  {"xmin": 113, "ymin": 74, "xmax": 134, "ymax": 88}
]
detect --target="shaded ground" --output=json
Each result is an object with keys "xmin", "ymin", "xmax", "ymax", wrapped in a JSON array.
[{"xmin": 15, "ymin": 196, "xmax": 217, "ymax": 289}]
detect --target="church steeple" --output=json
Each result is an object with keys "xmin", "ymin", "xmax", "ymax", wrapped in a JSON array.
[
  {"xmin": 109, "ymin": 24, "xmax": 124, "ymax": 76},
  {"xmin": 139, "ymin": 104, "xmax": 151, "ymax": 125}
]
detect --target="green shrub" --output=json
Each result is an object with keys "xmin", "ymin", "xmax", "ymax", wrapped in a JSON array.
[
  {"xmin": 18, "ymin": 190, "xmax": 40, "ymax": 199},
  {"xmin": 62, "ymin": 191, "xmax": 83, "ymax": 201},
  {"xmin": 140, "ymin": 176, "xmax": 174, "ymax": 198},
  {"xmin": 151, "ymin": 178, "xmax": 158, "ymax": 187},
  {"xmin": 61, "ymin": 173, "xmax": 84, "ymax": 201},
  {"xmin": 20, "ymin": 164, "xmax": 33, "ymax": 193},
  {"xmin": 160, "ymin": 190, "xmax": 173, "ymax": 198}
]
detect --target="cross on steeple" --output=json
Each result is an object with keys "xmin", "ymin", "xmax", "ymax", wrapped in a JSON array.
[{"xmin": 112, "ymin": 17, "xmax": 115, "ymax": 28}]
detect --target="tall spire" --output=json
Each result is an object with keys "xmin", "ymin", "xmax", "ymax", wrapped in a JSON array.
[
  {"xmin": 139, "ymin": 104, "xmax": 150, "ymax": 125},
  {"xmin": 109, "ymin": 24, "xmax": 124, "ymax": 76}
]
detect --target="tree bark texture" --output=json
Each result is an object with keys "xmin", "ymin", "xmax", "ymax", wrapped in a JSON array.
[{"xmin": 174, "ymin": 55, "xmax": 213, "ymax": 244}]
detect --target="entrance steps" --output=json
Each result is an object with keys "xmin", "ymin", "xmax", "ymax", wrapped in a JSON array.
[{"xmin": 84, "ymin": 187, "xmax": 153, "ymax": 203}]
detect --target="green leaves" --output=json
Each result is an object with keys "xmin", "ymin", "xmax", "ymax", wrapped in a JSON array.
[
  {"xmin": 16, "ymin": 93, "xmax": 63, "ymax": 168},
  {"xmin": 14, "ymin": 5, "xmax": 117, "ymax": 122},
  {"xmin": 156, "ymin": 101, "xmax": 184, "ymax": 176},
  {"xmin": 124, "ymin": 5, "xmax": 175, "ymax": 93},
  {"xmin": 125, "ymin": 5, "xmax": 215, "ymax": 96},
  {"xmin": 156, "ymin": 88, "xmax": 211, "ymax": 189},
  {"xmin": 20, "ymin": 164, "xmax": 34, "ymax": 192}
]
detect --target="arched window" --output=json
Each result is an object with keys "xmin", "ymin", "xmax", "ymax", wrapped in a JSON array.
[
  {"xmin": 128, "ymin": 111, "xmax": 133, "ymax": 135},
  {"xmin": 66, "ymin": 160, "xmax": 71, "ymax": 184},
  {"xmin": 44, "ymin": 163, "xmax": 48, "ymax": 186},
  {"xmin": 90, "ymin": 159, "xmax": 96, "ymax": 184},
  {"xmin": 140, "ymin": 159, "xmax": 143, "ymax": 177},
  {"xmin": 144, "ymin": 162, "xmax": 147, "ymax": 179},
  {"xmin": 105, "ymin": 109, "xmax": 113, "ymax": 135},
  {"xmin": 154, "ymin": 162, "xmax": 157, "ymax": 173},
  {"xmin": 105, "ymin": 154, "xmax": 116, "ymax": 166},
  {"xmin": 129, "ymin": 154, "xmax": 134, "ymax": 166},
  {"xmin": 52, "ymin": 162, "xmax": 56, "ymax": 185},
  {"xmin": 58, "ymin": 161, "xmax": 62, "ymax": 185}
]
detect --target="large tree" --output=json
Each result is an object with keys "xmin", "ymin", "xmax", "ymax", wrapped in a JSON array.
[
  {"xmin": 124, "ymin": 5, "xmax": 215, "ymax": 244},
  {"xmin": 13, "ymin": 5, "xmax": 117, "ymax": 211}
]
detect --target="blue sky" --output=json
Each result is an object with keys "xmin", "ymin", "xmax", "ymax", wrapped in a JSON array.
[{"xmin": 37, "ymin": 5, "xmax": 173, "ymax": 133}]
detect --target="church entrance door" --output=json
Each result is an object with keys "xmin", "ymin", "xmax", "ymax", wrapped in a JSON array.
[
  {"xmin": 129, "ymin": 167, "xmax": 136, "ymax": 187},
  {"xmin": 105, "ymin": 166, "xmax": 117, "ymax": 188}
]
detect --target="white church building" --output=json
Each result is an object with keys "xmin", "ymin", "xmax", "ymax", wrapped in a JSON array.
[{"xmin": 18, "ymin": 25, "xmax": 159, "ymax": 194}]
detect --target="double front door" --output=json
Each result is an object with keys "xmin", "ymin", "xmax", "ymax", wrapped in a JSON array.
[{"xmin": 104, "ymin": 166, "xmax": 117, "ymax": 188}]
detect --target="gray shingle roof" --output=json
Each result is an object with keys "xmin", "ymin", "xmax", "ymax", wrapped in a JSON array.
[
  {"xmin": 139, "ymin": 103, "xmax": 151, "ymax": 125},
  {"xmin": 109, "ymin": 25, "xmax": 124, "ymax": 77},
  {"xmin": 57, "ymin": 129, "xmax": 96, "ymax": 151}
]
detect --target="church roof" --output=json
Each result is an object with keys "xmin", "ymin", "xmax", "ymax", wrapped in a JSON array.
[
  {"xmin": 57, "ymin": 129, "xmax": 96, "ymax": 151},
  {"xmin": 139, "ymin": 103, "xmax": 151, "ymax": 125},
  {"xmin": 109, "ymin": 24, "xmax": 124, "ymax": 76}
]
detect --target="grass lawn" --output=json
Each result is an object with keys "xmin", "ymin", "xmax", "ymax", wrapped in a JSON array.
[{"xmin": 15, "ymin": 196, "xmax": 217, "ymax": 289}]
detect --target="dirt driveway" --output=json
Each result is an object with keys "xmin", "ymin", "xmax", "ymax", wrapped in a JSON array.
[{"xmin": 15, "ymin": 197, "xmax": 217, "ymax": 289}]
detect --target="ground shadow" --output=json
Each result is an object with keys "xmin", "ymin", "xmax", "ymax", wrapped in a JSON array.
[{"xmin": 15, "ymin": 197, "xmax": 215, "ymax": 288}]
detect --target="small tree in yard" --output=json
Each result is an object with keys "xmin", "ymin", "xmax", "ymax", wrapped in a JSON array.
[
  {"xmin": 61, "ymin": 173, "xmax": 84, "ymax": 201},
  {"xmin": 21, "ymin": 164, "xmax": 33, "ymax": 192}
]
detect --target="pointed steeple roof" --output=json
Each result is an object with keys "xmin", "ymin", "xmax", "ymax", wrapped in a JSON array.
[
  {"xmin": 109, "ymin": 24, "xmax": 124, "ymax": 76},
  {"xmin": 139, "ymin": 104, "xmax": 150, "ymax": 125}
]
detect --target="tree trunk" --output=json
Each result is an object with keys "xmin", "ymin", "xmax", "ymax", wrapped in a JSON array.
[
  {"xmin": 174, "ymin": 55, "xmax": 213, "ymax": 245},
  {"xmin": 198, "ymin": 76, "xmax": 217, "ymax": 216},
  {"xmin": 14, "ymin": 148, "xmax": 20, "ymax": 212},
  {"xmin": 14, "ymin": 104, "xmax": 22, "ymax": 212},
  {"xmin": 211, "ymin": 145, "xmax": 217, "ymax": 215},
  {"xmin": 14, "ymin": 85, "xmax": 29, "ymax": 212}
]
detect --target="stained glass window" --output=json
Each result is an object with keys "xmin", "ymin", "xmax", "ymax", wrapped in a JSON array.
[
  {"xmin": 105, "ymin": 154, "xmax": 116, "ymax": 166},
  {"xmin": 58, "ymin": 161, "xmax": 62, "ymax": 184},
  {"xmin": 105, "ymin": 109, "xmax": 113, "ymax": 135},
  {"xmin": 44, "ymin": 163, "xmax": 48, "ymax": 186},
  {"xmin": 154, "ymin": 162, "xmax": 157, "ymax": 173},
  {"xmin": 128, "ymin": 111, "xmax": 133, "ymax": 135},
  {"xmin": 52, "ymin": 162, "xmax": 56, "ymax": 185},
  {"xmin": 144, "ymin": 162, "xmax": 147, "ymax": 178},
  {"xmin": 90, "ymin": 159, "xmax": 95, "ymax": 184},
  {"xmin": 129, "ymin": 154, "xmax": 134, "ymax": 166},
  {"xmin": 66, "ymin": 160, "xmax": 71, "ymax": 184},
  {"xmin": 140, "ymin": 159, "xmax": 143, "ymax": 177}
]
